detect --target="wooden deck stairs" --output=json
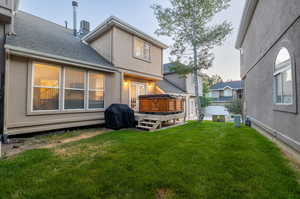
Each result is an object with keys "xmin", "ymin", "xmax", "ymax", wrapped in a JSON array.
[{"xmin": 137, "ymin": 118, "xmax": 161, "ymax": 131}]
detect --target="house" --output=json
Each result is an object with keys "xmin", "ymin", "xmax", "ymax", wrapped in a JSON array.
[
  {"xmin": 0, "ymin": 1, "xmax": 168, "ymax": 136},
  {"xmin": 208, "ymin": 81, "xmax": 243, "ymax": 106},
  {"xmin": 156, "ymin": 63, "xmax": 203, "ymax": 120},
  {"xmin": 235, "ymin": 0, "xmax": 300, "ymax": 152}
]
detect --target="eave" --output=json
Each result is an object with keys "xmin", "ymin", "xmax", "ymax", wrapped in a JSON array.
[
  {"xmin": 5, "ymin": 45, "xmax": 117, "ymax": 73},
  {"xmin": 235, "ymin": 0, "xmax": 259, "ymax": 49}
]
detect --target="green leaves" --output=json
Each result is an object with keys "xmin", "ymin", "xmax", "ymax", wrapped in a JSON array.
[{"xmin": 152, "ymin": 0, "xmax": 232, "ymax": 68}]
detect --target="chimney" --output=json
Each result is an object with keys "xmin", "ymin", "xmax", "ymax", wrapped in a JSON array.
[
  {"xmin": 79, "ymin": 20, "xmax": 90, "ymax": 37},
  {"xmin": 72, "ymin": 0, "xmax": 78, "ymax": 36}
]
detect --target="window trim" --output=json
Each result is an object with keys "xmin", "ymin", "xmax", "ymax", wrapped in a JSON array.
[
  {"xmin": 27, "ymin": 62, "xmax": 106, "ymax": 116},
  {"xmin": 272, "ymin": 43, "xmax": 297, "ymax": 114},
  {"xmin": 87, "ymin": 71, "xmax": 105, "ymax": 110},
  {"xmin": 129, "ymin": 81, "xmax": 147, "ymax": 111},
  {"xmin": 62, "ymin": 67, "xmax": 86, "ymax": 111},
  {"xmin": 31, "ymin": 61, "xmax": 61, "ymax": 113},
  {"xmin": 133, "ymin": 36, "xmax": 152, "ymax": 63}
]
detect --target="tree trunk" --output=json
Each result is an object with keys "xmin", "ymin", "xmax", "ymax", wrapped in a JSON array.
[{"xmin": 193, "ymin": 45, "xmax": 202, "ymax": 121}]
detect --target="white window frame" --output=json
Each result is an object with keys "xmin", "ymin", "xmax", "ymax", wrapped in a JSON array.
[
  {"xmin": 29, "ymin": 62, "xmax": 106, "ymax": 115},
  {"xmin": 273, "ymin": 48, "xmax": 293, "ymax": 106},
  {"xmin": 87, "ymin": 71, "xmax": 105, "ymax": 110},
  {"xmin": 31, "ymin": 62, "xmax": 61, "ymax": 113},
  {"xmin": 133, "ymin": 37, "xmax": 151, "ymax": 62},
  {"xmin": 63, "ymin": 67, "xmax": 86, "ymax": 111},
  {"xmin": 129, "ymin": 81, "xmax": 147, "ymax": 111}
]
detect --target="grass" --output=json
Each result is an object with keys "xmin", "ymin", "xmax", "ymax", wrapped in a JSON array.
[{"xmin": 0, "ymin": 121, "xmax": 300, "ymax": 199}]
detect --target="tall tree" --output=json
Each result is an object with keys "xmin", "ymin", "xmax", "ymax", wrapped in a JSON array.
[{"xmin": 152, "ymin": 0, "xmax": 232, "ymax": 121}]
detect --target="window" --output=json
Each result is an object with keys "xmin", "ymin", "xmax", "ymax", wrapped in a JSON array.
[
  {"xmin": 33, "ymin": 63, "xmax": 60, "ymax": 111},
  {"xmin": 64, "ymin": 68, "xmax": 85, "ymax": 109},
  {"xmin": 274, "ymin": 48, "xmax": 293, "ymax": 105},
  {"xmin": 88, "ymin": 72, "xmax": 104, "ymax": 109},
  {"xmin": 134, "ymin": 37, "xmax": 151, "ymax": 61},
  {"xmin": 31, "ymin": 62, "xmax": 105, "ymax": 113},
  {"xmin": 224, "ymin": 88, "xmax": 233, "ymax": 97}
]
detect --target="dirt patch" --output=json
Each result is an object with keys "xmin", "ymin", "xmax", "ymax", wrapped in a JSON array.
[
  {"xmin": 42, "ymin": 131, "xmax": 105, "ymax": 149},
  {"xmin": 54, "ymin": 141, "xmax": 112, "ymax": 158},
  {"xmin": 1, "ymin": 129, "xmax": 109, "ymax": 158},
  {"xmin": 156, "ymin": 188, "xmax": 174, "ymax": 199}
]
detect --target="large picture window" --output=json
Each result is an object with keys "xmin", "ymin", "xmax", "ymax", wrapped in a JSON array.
[
  {"xmin": 274, "ymin": 48, "xmax": 293, "ymax": 105},
  {"xmin": 64, "ymin": 68, "xmax": 85, "ymax": 110},
  {"xmin": 88, "ymin": 72, "xmax": 104, "ymax": 109},
  {"xmin": 33, "ymin": 63, "xmax": 60, "ymax": 111},
  {"xmin": 31, "ymin": 62, "xmax": 105, "ymax": 113},
  {"xmin": 134, "ymin": 37, "xmax": 151, "ymax": 61}
]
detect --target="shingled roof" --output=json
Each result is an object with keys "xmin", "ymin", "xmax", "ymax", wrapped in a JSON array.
[
  {"xmin": 5, "ymin": 11, "xmax": 113, "ymax": 68},
  {"xmin": 157, "ymin": 79, "xmax": 186, "ymax": 94},
  {"xmin": 210, "ymin": 81, "xmax": 244, "ymax": 90}
]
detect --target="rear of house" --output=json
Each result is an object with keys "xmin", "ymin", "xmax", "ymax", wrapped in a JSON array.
[
  {"xmin": 236, "ymin": 0, "xmax": 300, "ymax": 151},
  {"xmin": 1, "ymin": 3, "xmax": 168, "ymax": 135},
  {"xmin": 208, "ymin": 81, "xmax": 243, "ymax": 106}
]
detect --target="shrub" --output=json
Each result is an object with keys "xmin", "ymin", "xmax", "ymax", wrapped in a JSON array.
[{"xmin": 225, "ymin": 99, "xmax": 242, "ymax": 114}]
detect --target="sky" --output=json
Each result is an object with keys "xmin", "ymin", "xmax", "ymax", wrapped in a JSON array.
[{"xmin": 19, "ymin": 0, "xmax": 245, "ymax": 81}]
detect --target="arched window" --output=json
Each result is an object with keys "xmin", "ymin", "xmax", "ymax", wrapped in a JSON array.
[{"xmin": 274, "ymin": 47, "xmax": 293, "ymax": 104}]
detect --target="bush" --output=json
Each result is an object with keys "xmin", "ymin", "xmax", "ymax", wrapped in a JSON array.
[{"xmin": 225, "ymin": 99, "xmax": 242, "ymax": 114}]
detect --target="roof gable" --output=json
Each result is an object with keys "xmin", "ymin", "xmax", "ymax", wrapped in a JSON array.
[
  {"xmin": 82, "ymin": 16, "xmax": 168, "ymax": 49},
  {"xmin": 210, "ymin": 81, "xmax": 244, "ymax": 90}
]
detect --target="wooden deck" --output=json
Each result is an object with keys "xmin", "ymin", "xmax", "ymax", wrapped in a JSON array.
[{"xmin": 135, "ymin": 112, "xmax": 185, "ymax": 131}]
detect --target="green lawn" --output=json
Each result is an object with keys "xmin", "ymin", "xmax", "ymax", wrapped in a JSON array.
[{"xmin": 0, "ymin": 122, "xmax": 300, "ymax": 199}]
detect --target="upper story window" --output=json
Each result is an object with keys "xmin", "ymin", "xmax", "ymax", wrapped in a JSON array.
[
  {"xmin": 134, "ymin": 37, "xmax": 151, "ymax": 62},
  {"xmin": 274, "ymin": 47, "xmax": 293, "ymax": 105},
  {"xmin": 223, "ymin": 88, "xmax": 233, "ymax": 97},
  {"xmin": 33, "ymin": 63, "xmax": 60, "ymax": 111}
]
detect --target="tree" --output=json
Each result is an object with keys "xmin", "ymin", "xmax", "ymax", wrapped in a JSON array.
[
  {"xmin": 202, "ymin": 74, "xmax": 224, "ymax": 95},
  {"xmin": 152, "ymin": 0, "xmax": 232, "ymax": 121}
]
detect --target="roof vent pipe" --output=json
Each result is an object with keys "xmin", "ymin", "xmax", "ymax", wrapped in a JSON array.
[{"xmin": 72, "ymin": 0, "xmax": 78, "ymax": 36}]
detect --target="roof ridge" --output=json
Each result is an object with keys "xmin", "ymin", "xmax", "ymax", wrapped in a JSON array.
[
  {"xmin": 164, "ymin": 78, "xmax": 187, "ymax": 93},
  {"xmin": 17, "ymin": 10, "xmax": 73, "ymax": 33}
]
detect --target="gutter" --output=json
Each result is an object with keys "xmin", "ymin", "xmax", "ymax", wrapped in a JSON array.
[
  {"xmin": 235, "ymin": 0, "xmax": 259, "ymax": 49},
  {"xmin": 4, "ymin": 45, "xmax": 117, "ymax": 73}
]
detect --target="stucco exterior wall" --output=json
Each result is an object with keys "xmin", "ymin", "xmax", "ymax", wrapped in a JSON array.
[
  {"xmin": 5, "ymin": 55, "xmax": 121, "ymax": 135},
  {"xmin": 241, "ymin": 0, "xmax": 300, "ymax": 78},
  {"xmin": 90, "ymin": 29, "xmax": 112, "ymax": 63},
  {"xmin": 242, "ymin": 0, "xmax": 300, "ymax": 151},
  {"xmin": 112, "ymin": 27, "xmax": 163, "ymax": 78}
]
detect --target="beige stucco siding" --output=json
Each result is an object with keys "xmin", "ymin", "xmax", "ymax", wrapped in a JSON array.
[
  {"xmin": 112, "ymin": 27, "xmax": 163, "ymax": 78},
  {"xmin": 5, "ymin": 55, "xmax": 121, "ymax": 135},
  {"xmin": 90, "ymin": 29, "xmax": 113, "ymax": 63}
]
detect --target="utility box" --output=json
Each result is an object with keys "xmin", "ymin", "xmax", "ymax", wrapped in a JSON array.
[
  {"xmin": 234, "ymin": 115, "xmax": 241, "ymax": 128},
  {"xmin": 212, "ymin": 115, "xmax": 225, "ymax": 122}
]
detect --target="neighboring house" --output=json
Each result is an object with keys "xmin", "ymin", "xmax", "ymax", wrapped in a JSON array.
[
  {"xmin": 156, "ymin": 63, "xmax": 203, "ymax": 120},
  {"xmin": 208, "ymin": 81, "xmax": 243, "ymax": 106},
  {"xmin": 0, "ymin": 2, "xmax": 168, "ymax": 135},
  {"xmin": 235, "ymin": 0, "xmax": 300, "ymax": 152}
]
